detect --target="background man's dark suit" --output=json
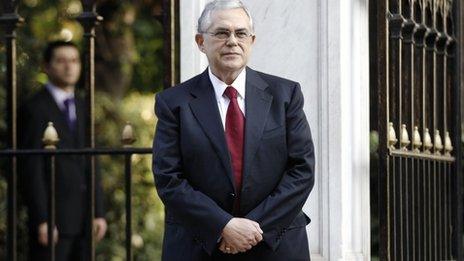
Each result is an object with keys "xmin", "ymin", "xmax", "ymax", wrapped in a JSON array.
[
  {"xmin": 153, "ymin": 67, "xmax": 315, "ymax": 260},
  {"xmin": 18, "ymin": 88, "xmax": 104, "ymax": 260}
]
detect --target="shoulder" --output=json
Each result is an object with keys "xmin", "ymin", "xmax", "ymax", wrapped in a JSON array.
[
  {"xmin": 19, "ymin": 88, "xmax": 51, "ymax": 116},
  {"xmin": 252, "ymin": 69, "xmax": 299, "ymax": 87},
  {"xmin": 154, "ymin": 73, "xmax": 204, "ymax": 108},
  {"xmin": 248, "ymin": 68, "xmax": 301, "ymax": 99}
]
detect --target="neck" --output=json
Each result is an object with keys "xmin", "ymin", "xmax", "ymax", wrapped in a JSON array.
[
  {"xmin": 50, "ymin": 82, "xmax": 75, "ymax": 93},
  {"xmin": 210, "ymin": 67, "xmax": 244, "ymax": 85}
]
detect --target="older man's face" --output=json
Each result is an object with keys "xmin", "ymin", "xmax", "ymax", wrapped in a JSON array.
[{"xmin": 196, "ymin": 8, "xmax": 255, "ymax": 75}]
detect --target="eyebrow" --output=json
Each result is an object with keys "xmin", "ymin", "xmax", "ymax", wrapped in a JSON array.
[{"xmin": 213, "ymin": 27, "xmax": 249, "ymax": 31}]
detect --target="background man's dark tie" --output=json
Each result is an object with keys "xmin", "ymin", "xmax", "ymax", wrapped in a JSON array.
[
  {"xmin": 224, "ymin": 86, "xmax": 245, "ymax": 214},
  {"xmin": 63, "ymin": 97, "xmax": 76, "ymax": 132}
]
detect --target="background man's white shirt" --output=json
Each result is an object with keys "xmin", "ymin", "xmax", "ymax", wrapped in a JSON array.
[{"xmin": 45, "ymin": 82, "xmax": 76, "ymax": 122}]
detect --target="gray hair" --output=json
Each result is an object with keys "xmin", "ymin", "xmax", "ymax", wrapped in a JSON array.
[{"xmin": 197, "ymin": 0, "xmax": 254, "ymax": 33}]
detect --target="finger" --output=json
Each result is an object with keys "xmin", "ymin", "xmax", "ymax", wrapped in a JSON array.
[
  {"xmin": 219, "ymin": 243, "xmax": 225, "ymax": 252},
  {"xmin": 249, "ymin": 238, "xmax": 258, "ymax": 246},
  {"xmin": 101, "ymin": 224, "xmax": 108, "ymax": 239},
  {"xmin": 96, "ymin": 225, "xmax": 105, "ymax": 241},
  {"xmin": 255, "ymin": 231, "xmax": 263, "ymax": 242},
  {"xmin": 237, "ymin": 244, "xmax": 251, "ymax": 253},
  {"xmin": 94, "ymin": 224, "xmax": 101, "ymax": 241},
  {"xmin": 54, "ymin": 228, "xmax": 59, "ymax": 244},
  {"xmin": 38, "ymin": 234, "xmax": 48, "ymax": 246},
  {"xmin": 96, "ymin": 230, "xmax": 101, "ymax": 241},
  {"xmin": 252, "ymin": 222, "xmax": 263, "ymax": 234}
]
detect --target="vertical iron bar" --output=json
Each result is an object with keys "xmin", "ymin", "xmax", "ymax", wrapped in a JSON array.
[
  {"xmin": 388, "ymin": 156, "xmax": 393, "ymax": 260},
  {"xmin": 125, "ymin": 154, "xmax": 133, "ymax": 261},
  {"xmin": 437, "ymin": 161, "xmax": 442, "ymax": 260},
  {"xmin": 425, "ymin": 26, "xmax": 436, "ymax": 136},
  {"xmin": 421, "ymin": 159, "xmax": 429, "ymax": 260},
  {"xmin": 0, "ymin": 2, "xmax": 23, "ymax": 261},
  {"xmin": 443, "ymin": 161, "xmax": 448, "ymax": 260},
  {"xmin": 377, "ymin": 0, "xmax": 390, "ymax": 255},
  {"xmin": 447, "ymin": 162, "xmax": 453, "ymax": 259},
  {"xmin": 444, "ymin": 161, "xmax": 448, "ymax": 259},
  {"xmin": 416, "ymin": 158, "xmax": 423, "ymax": 261},
  {"xmin": 410, "ymin": 157, "xmax": 415, "ymax": 261},
  {"xmin": 396, "ymin": 156, "xmax": 402, "ymax": 260},
  {"xmin": 425, "ymin": 157, "xmax": 433, "ymax": 260},
  {"xmin": 392, "ymin": 156, "xmax": 398, "ymax": 259},
  {"xmin": 441, "ymin": 161, "xmax": 446, "ymax": 260},
  {"xmin": 47, "ymin": 155, "xmax": 56, "ymax": 261},
  {"xmin": 432, "ymin": 160, "xmax": 437, "ymax": 260},
  {"xmin": 452, "ymin": 0, "xmax": 463, "ymax": 259},
  {"xmin": 77, "ymin": 2, "xmax": 102, "ymax": 261},
  {"xmin": 163, "ymin": 0, "xmax": 177, "ymax": 89},
  {"xmin": 401, "ymin": 156, "xmax": 407, "ymax": 261}
]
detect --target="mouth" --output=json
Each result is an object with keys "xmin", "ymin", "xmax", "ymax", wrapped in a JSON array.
[{"xmin": 222, "ymin": 52, "xmax": 240, "ymax": 56}]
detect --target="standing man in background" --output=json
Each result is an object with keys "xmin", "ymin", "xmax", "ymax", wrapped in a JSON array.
[
  {"xmin": 19, "ymin": 41, "xmax": 107, "ymax": 261},
  {"xmin": 152, "ymin": 0, "xmax": 315, "ymax": 260}
]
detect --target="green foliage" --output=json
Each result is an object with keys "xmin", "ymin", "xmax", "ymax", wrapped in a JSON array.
[
  {"xmin": 131, "ymin": 18, "xmax": 164, "ymax": 94},
  {"xmin": 0, "ymin": 0, "xmax": 165, "ymax": 259},
  {"xmin": 94, "ymin": 91, "xmax": 163, "ymax": 260}
]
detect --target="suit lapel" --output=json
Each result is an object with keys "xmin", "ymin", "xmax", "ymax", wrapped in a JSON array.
[
  {"xmin": 243, "ymin": 68, "xmax": 272, "ymax": 183},
  {"xmin": 189, "ymin": 70, "xmax": 235, "ymax": 190}
]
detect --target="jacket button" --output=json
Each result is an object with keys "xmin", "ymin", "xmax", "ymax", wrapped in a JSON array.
[{"xmin": 229, "ymin": 193, "xmax": 236, "ymax": 198}]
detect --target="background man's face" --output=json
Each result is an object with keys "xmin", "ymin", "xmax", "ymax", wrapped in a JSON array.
[
  {"xmin": 45, "ymin": 46, "xmax": 81, "ymax": 88},
  {"xmin": 197, "ymin": 8, "xmax": 255, "ymax": 74}
]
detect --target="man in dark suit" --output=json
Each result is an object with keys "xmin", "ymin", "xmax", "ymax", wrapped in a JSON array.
[
  {"xmin": 18, "ymin": 41, "xmax": 107, "ymax": 261},
  {"xmin": 152, "ymin": 1, "xmax": 315, "ymax": 260}
]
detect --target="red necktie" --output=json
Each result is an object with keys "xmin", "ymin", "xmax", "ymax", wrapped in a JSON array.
[{"xmin": 224, "ymin": 86, "xmax": 245, "ymax": 213}]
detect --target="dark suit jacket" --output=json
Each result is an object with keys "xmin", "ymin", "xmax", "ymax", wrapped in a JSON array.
[
  {"xmin": 18, "ymin": 88, "xmax": 104, "ymax": 236},
  {"xmin": 153, "ymin": 67, "xmax": 315, "ymax": 260}
]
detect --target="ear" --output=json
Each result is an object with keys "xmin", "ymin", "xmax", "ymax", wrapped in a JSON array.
[
  {"xmin": 195, "ymin": 34, "xmax": 206, "ymax": 53},
  {"xmin": 251, "ymin": 35, "xmax": 256, "ymax": 45},
  {"xmin": 42, "ymin": 62, "xmax": 50, "ymax": 74}
]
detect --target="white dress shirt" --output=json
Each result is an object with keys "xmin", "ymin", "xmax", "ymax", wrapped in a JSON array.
[
  {"xmin": 208, "ymin": 67, "xmax": 246, "ymax": 130},
  {"xmin": 45, "ymin": 82, "xmax": 77, "ymax": 122}
]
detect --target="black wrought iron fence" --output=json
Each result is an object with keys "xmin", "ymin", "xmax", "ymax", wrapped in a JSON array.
[
  {"xmin": 370, "ymin": 0, "xmax": 464, "ymax": 260},
  {"xmin": 0, "ymin": 0, "xmax": 178, "ymax": 260}
]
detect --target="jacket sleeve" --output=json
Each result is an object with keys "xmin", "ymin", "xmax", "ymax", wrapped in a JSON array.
[
  {"xmin": 152, "ymin": 94, "xmax": 233, "ymax": 255},
  {"xmin": 244, "ymin": 83, "xmax": 315, "ymax": 251},
  {"xmin": 18, "ymin": 105, "xmax": 48, "ymax": 228}
]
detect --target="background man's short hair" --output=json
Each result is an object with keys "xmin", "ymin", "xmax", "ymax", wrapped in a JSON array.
[
  {"xmin": 197, "ymin": 0, "xmax": 254, "ymax": 34},
  {"xmin": 43, "ymin": 41, "xmax": 79, "ymax": 64}
]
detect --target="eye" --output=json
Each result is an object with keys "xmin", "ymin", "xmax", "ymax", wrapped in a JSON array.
[
  {"xmin": 235, "ymin": 31, "xmax": 249, "ymax": 38},
  {"xmin": 214, "ymin": 31, "xmax": 230, "ymax": 39}
]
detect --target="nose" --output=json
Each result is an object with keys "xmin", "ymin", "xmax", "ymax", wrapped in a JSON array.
[{"xmin": 225, "ymin": 33, "xmax": 239, "ymax": 46}]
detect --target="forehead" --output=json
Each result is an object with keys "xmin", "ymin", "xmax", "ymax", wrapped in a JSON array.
[
  {"xmin": 209, "ymin": 8, "xmax": 251, "ymax": 30},
  {"xmin": 52, "ymin": 46, "xmax": 79, "ymax": 59}
]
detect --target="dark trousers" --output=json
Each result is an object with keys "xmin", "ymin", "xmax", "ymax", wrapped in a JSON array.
[{"xmin": 29, "ymin": 233, "xmax": 89, "ymax": 261}]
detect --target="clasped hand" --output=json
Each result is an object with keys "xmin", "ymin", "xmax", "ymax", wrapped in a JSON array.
[{"xmin": 219, "ymin": 217, "xmax": 263, "ymax": 254}]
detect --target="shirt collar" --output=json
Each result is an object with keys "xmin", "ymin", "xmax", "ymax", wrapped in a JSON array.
[
  {"xmin": 208, "ymin": 67, "xmax": 246, "ymax": 101},
  {"xmin": 45, "ymin": 82, "xmax": 75, "ymax": 108}
]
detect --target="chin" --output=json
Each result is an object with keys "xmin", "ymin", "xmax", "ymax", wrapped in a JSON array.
[{"xmin": 221, "ymin": 62, "xmax": 244, "ymax": 71}]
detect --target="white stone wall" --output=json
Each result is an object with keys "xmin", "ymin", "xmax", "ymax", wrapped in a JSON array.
[{"xmin": 180, "ymin": 1, "xmax": 370, "ymax": 260}]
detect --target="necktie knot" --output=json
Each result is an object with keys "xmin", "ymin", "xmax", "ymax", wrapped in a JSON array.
[
  {"xmin": 224, "ymin": 86, "xmax": 238, "ymax": 100},
  {"xmin": 64, "ymin": 97, "xmax": 75, "ymax": 108}
]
